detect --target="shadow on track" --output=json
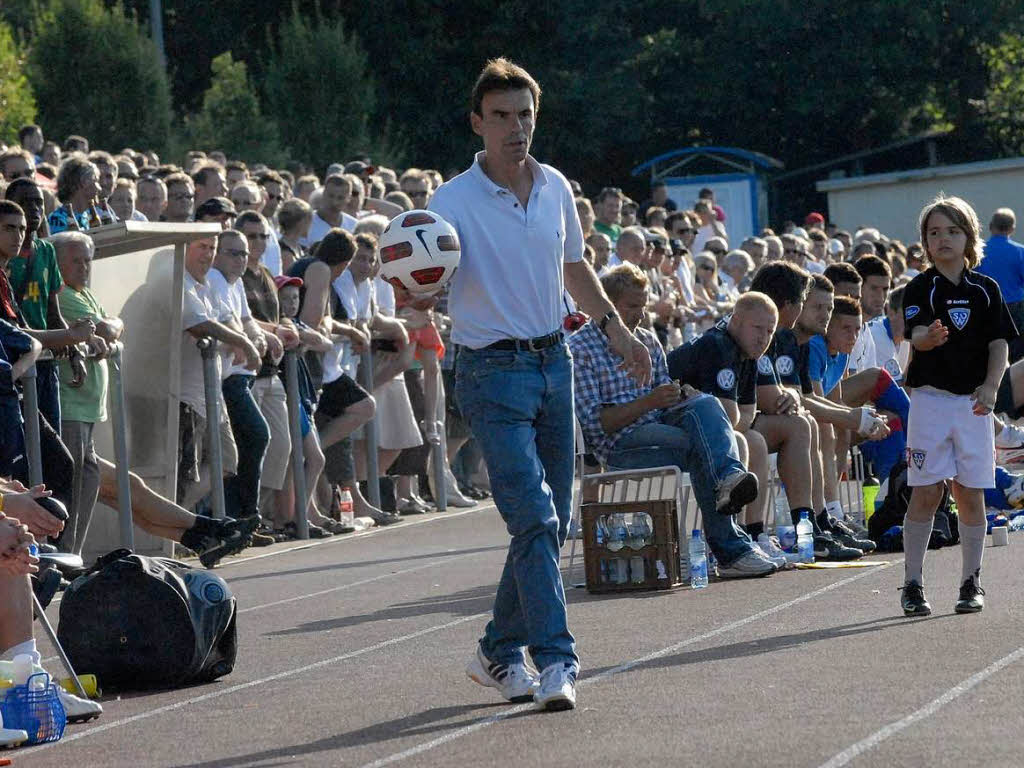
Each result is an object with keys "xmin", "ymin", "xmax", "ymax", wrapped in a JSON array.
[{"xmin": 265, "ymin": 583, "xmax": 497, "ymax": 636}]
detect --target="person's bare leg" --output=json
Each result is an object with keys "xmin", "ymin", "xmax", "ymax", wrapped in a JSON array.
[
  {"xmin": 808, "ymin": 416, "xmax": 826, "ymax": 512},
  {"xmin": 304, "ymin": 431, "xmax": 326, "ymax": 519},
  {"xmin": 320, "ymin": 396, "xmax": 375, "ymax": 450},
  {"xmin": 96, "ymin": 457, "xmax": 195, "ymax": 535},
  {"xmin": 0, "ymin": 573, "xmax": 32, "ymax": 653},
  {"xmin": 741, "ymin": 428, "xmax": 771, "ymax": 527},
  {"xmin": 818, "ymin": 420, "xmax": 841, "ymax": 502},
  {"xmin": 754, "ymin": 414, "xmax": 812, "ymax": 509},
  {"xmin": 839, "ymin": 368, "xmax": 885, "ymax": 408}
]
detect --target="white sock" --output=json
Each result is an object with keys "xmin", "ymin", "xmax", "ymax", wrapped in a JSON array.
[
  {"xmin": 902, "ymin": 516, "xmax": 933, "ymax": 585},
  {"xmin": 959, "ymin": 520, "xmax": 987, "ymax": 584},
  {"xmin": 825, "ymin": 500, "xmax": 844, "ymax": 520},
  {"xmin": 0, "ymin": 639, "xmax": 39, "ymax": 665}
]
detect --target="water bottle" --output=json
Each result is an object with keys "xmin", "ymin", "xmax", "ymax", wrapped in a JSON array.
[
  {"xmin": 338, "ymin": 487, "xmax": 354, "ymax": 527},
  {"xmin": 628, "ymin": 512, "xmax": 653, "ymax": 549},
  {"xmin": 595, "ymin": 515, "xmax": 608, "ymax": 546},
  {"xmin": 688, "ymin": 529, "xmax": 708, "ymax": 589},
  {"xmin": 606, "ymin": 513, "xmax": 627, "ymax": 552},
  {"xmin": 797, "ymin": 510, "xmax": 814, "ymax": 564},
  {"xmin": 774, "ymin": 484, "xmax": 796, "ymax": 553}
]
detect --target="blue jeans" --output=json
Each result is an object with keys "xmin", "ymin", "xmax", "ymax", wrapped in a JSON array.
[
  {"xmin": 605, "ymin": 394, "xmax": 755, "ymax": 565},
  {"xmin": 222, "ymin": 374, "xmax": 270, "ymax": 519},
  {"xmin": 36, "ymin": 359, "xmax": 61, "ymax": 437},
  {"xmin": 455, "ymin": 344, "xmax": 578, "ymax": 673}
]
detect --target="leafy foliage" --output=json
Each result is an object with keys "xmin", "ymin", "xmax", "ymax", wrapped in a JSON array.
[
  {"xmin": 27, "ymin": 0, "xmax": 172, "ymax": 154},
  {"xmin": 0, "ymin": 21, "xmax": 37, "ymax": 144},
  {"xmin": 185, "ymin": 52, "xmax": 284, "ymax": 166}
]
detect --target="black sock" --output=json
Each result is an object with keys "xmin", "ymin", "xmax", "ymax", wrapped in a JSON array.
[
  {"xmin": 790, "ymin": 506, "xmax": 815, "ymax": 530},
  {"xmin": 745, "ymin": 521, "xmax": 764, "ymax": 540},
  {"xmin": 816, "ymin": 510, "xmax": 834, "ymax": 532}
]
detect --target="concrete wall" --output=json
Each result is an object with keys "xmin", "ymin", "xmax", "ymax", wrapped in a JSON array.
[{"xmin": 817, "ymin": 157, "xmax": 1024, "ymax": 244}]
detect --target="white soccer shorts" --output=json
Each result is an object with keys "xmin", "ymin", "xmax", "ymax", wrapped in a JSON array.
[{"xmin": 906, "ymin": 386, "xmax": 994, "ymax": 488}]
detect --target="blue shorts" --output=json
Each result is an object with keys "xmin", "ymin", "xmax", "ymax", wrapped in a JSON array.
[{"xmin": 300, "ymin": 402, "xmax": 311, "ymax": 438}]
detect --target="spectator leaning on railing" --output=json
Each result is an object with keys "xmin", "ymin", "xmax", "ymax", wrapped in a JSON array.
[{"xmin": 52, "ymin": 231, "xmax": 124, "ymax": 556}]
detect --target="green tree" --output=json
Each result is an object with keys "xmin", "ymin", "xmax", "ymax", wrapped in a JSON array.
[
  {"xmin": 261, "ymin": 6, "xmax": 375, "ymax": 170},
  {"xmin": 186, "ymin": 52, "xmax": 284, "ymax": 165},
  {"xmin": 977, "ymin": 32, "xmax": 1024, "ymax": 156},
  {"xmin": 0, "ymin": 21, "xmax": 36, "ymax": 144},
  {"xmin": 27, "ymin": 0, "xmax": 171, "ymax": 153}
]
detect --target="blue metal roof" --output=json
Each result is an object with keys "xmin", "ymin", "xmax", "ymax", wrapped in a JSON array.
[{"xmin": 631, "ymin": 146, "xmax": 784, "ymax": 176}]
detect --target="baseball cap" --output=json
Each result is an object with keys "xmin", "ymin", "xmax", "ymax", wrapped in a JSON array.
[
  {"xmin": 344, "ymin": 160, "xmax": 375, "ymax": 176},
  {"xmin": 273, "ymin": 275, "xmax": 303, "ymax": 290},
  {"xmin": 805, "ymin": 211, "xmax": 825, "ymax": 226}
]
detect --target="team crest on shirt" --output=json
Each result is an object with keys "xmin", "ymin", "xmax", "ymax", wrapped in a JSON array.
[
  {"xmin": 716, "ymin": 368, "xmax": 736, "ymax": 390},
  {"xmin": 757, "ymin": 356, "xmax": 774, "ymax": 375},
  {"xmin": 776, "ymin": 355, "xmax": 795, "ymax": 376},
  {"xmin": 948, "ymin": 308, "xmax": 970, "ymax": 330},
  {"xmin": 909, "ymin": 449, "xmax": 926, "ymax": 470},
  {"xmin": 883, "ymin": 358, "xmax": 902, "ymax": 378},
  {"xmin": 905, "ymin": 306, "xmax": 920, "ymax": 319}
]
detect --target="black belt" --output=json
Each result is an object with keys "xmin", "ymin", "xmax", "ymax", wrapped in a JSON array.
[{"xmin": 486, "ymin": 331, "xmax": 562, "ymax": 352}]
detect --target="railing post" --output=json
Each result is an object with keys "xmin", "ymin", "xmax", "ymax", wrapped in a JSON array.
[
  {"xmin": 358, "ymin": 345, "xmax": 381, "ymax": 508},
  {"xmin": 283, "ymin": 350, "xmax": 309, "ymax": 539},
  {"xmin": 432, "ymin": 366, "xmax": 447, "ymax": 511},
  {"xmin": 198, "ymin": 338, "xmax": 226, "ymax": 520},
  {"xmin": 21, "ymin": 357, "xmax": 43, "ymax": 488},
  {"xmin": 106, "ymin": 342, "xmax": 135, "ymax": 549}
]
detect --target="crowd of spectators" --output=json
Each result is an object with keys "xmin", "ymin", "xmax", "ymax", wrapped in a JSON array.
[{"xmin": 5, "ymin": 122, "xmax": 1024, "ymax": 730}]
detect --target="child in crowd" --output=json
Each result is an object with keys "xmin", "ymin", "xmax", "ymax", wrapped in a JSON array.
[
  {"xmin": 899, "ymin": 196, "xmax": 1017, "ymax": 617},
  {"xmin": 275, "ymin": 275, "xmax": 353, "ymax": 534},
  {"xmin": 393, "ymin": 284, "xmax": 445, "ymax": 443}
]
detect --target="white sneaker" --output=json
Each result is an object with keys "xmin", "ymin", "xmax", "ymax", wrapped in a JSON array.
[
  {"xmin": 996, "ymin": 422, "xmax": 1024, "ymax": 449},
  {"xmin": 754, "ymin": 534, "xmax": 792, "ymax": 568},
  {"xmin": 466, "ymin": 646, "xmax": 538, "ymax": 703},
  {"xmin": 0, "ymin": 721, "xmax": 28, "ymax": 748},
  {"xmin": 717, "ymin": 548, "xmax": 777, "ymax": 579},
  {"xmin": 533, "ymin": 663, "xmax": 577, "ymax": 711},
  {"xmin": 57, "ymin": 687, "xmax": 103, "ymax": 723}
]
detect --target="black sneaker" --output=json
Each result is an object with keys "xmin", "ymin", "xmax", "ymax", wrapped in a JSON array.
[
  {"xmin": 900, "ymin": 580, "xmax": 931, "ymax": 616},
  {"xmin": 196, "ymin": 516, "xmax": 260, "ymax": 569},
  {"xmin": 955, "ymin": 578, "xmax": 985, "ymax": 614},
  {"xmin": 842, "ymin": 514, "xmax": 870, "ymax": 538},
  {"xmin": 829, "ymin": 518, "xmax": 877, "ymax": 553},
  {"xmin": 813, "ymin": 531, "xmax": 863, "ymax": 561}
]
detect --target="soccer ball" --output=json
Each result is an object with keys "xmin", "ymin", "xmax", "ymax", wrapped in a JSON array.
[{"xmin": 378, "ymin": 209, "xmax": 460, "ymax": 294}]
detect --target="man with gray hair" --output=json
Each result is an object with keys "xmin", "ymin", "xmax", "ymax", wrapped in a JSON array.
[
  {"xmin": 721, "ymin": 249, "xmax": 754, "ymax": 298},
  {"xmin": 978, "ymin": 207, "xmax": 1024, "ymax": 331},
  {"xmin": 52, "ymin": 231, "xmax": 124, "ymax": 555},
  {"xmin": 741, "ymin": 236, "xmax": 767, "ymax": 268},
  {"xmin": 614, "ymin": 226, "xmax": 647, "ymax": 267}
]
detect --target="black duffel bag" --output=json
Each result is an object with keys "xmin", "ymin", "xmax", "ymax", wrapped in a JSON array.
[{"xmin": 57, "ymin": 549, "xmax": 237, "ymax": 690}]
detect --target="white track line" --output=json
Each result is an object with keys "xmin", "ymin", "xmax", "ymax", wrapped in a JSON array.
[
  {"xmin": 818, "ymin": 644, "xmax": 1024, "ymax": 768},
  {"xmin": 358, "ymin": 560, "xmax": 900, "ymax": 768},
  {"xmin": 20, "ymin": 611, "xmax": 491, "ymax": 758}
]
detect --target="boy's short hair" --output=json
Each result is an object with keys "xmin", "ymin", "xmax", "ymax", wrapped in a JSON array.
[
  {"xmin": 313, "ymin": 228, "xmax": 357, "ymax": 266},
  {"xmin": 918, "ymin": 195, "xmax": 983, "ymax": 268},
  {"xmin": 748, "ymin": 261, "xmax": 813, "ymax": 310},
  {"xmin": 832, "ymin": 295, "xmax": 861, "ymax": 318},
  {"xmin": 0, "ymin": 200, "xmax": 25, "ymax": 218},
  {"xmin": 824, "ymin": 262, "xmax": 861, "ymax": 287},
  {"xmin": 471, "ymin": 57, "xmax": 541, "ymax": 117},
  {"xmin": 354, "ymin": 232, "xmax": 378, "ymax": 251},
  {"xmin": 811, "ymin": 273, "xmax": 834, "ymax": 294},
  {"xmin": 600, "ymin": 263, "xmax": 648, "ymax": 302},
  {"xmin": 853, "ymin": 254, "xmax": 891, "ymax": 281}
]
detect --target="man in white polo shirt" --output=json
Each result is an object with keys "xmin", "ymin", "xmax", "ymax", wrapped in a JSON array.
[
  {"xmin": 299, "ymin": 174, "xmax": 358, "ymax": 249},
  {"xmin": 429, "ymin": 58, "xmax": 650, "ymax": 713}
]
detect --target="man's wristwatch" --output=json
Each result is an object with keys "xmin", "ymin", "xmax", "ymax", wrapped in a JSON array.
[{"xmin": 598, "ymin": 310, "xmax": 617, "ymax": 333}]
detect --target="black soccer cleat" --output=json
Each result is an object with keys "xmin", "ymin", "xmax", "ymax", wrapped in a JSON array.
[
  {"xmin": 900, "ymin": 580, "xmax": 931, "ymax": 616},
  {"xmin": 955, "ymin": 578, "xmax": 985, "ymax": 614}
]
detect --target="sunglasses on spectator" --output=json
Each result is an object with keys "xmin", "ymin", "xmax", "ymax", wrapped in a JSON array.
[
  {"xmin": 265, "ymin": 193, "xmax": 283, "ymax": 201},
  {"xmin": 783, "ymin": 248, "xmax": 801, "ymax": 255},
  {"xmin": 220, "ymin": 248, "xmax": 248, "ymax": 259},
  {"xmin": 406, "ymin": 191, "xmax": 429, "ymax": 198},
  {"xmin": 697, "ymin": 264, "xmax": 714, "ymax": 270},
  {"xmin": 9, "ymin": 168, "xmax": 34, "ymax": 179},
  {"xmin": 676, "ymin": 228, "xmax": 696, "ymax": 235}
]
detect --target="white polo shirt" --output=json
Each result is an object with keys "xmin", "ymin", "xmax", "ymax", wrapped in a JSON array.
[
  {"xmin": 299, "ymin": 210, "xmax": 357, "ymax": 249},
  {"xmin": 428, "ymin": 151, "xmax": 584, "ymax": 349},
  {"xmin": 207, "ymin": 267, "xmax": 254, "ymax": 378}
]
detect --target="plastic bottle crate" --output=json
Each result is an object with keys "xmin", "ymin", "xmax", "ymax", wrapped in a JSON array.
[
  {"xmin": 0, "ymin": 673, "xmax": 66, "ymax": 745},
  {"xmin": 581, "ymin": 499, "xmax": 682, "ymax": 594}
]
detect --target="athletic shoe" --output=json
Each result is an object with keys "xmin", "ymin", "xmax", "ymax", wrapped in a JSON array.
[
  {"xmin": 995, "ymin": 422, "xmax": 1024, "ymax": 449},
  {"xmin": 842, "ymin": 513, "xmax": 870, "ymax": 538},
  {"xmin": 813, "ymin": 532, "xmax": 863, "ymax": 561},
  {"xmin": 715, "ymin": 470, "xmax": 759, "ymax": 515},
  {"xmin": 900, "ymin": 580, "xmax": 931, "ymax": 616},
  {"xmin": 955, "ymin": 577, "xmax": 985, "ymax": 614},
  {"xmin": 249, "ymin": 527, "xmax": 276, "ymax": 547},
  {"xmin": 533, "ymin": 662, "xmax": 577, "ymax": 711},
  {"xmin": 757, "ymin": 533, "xmax": 800, "ymax": 566},
  {"xmin": 997, "ymin": 443, "xmax": 1024, "ymax": 466},
  {"xmin": 829, "ymin": 518, "xmax": 877, "ymax": 553},
  {"xmin": 1004, "ymin": 474, "xmax": 1024, "ymax": 509},
  {"xmin": 751, "ymin": 539, "xmax": 787, "ymax": 569},
  {"xmin": 58, "ymin": 687, "xmax": 103, "ymax": 723},
  {"xmin": 0, "ymin": 724, "xmax": 28, "ymax": 748},
  {"xmin": 370, "ymin": 511, "xmax": 404, "ymax": 526},
  {"xmin": 717, "ymin": 548, "xmax": 777, "ymax": 579},
  {"xmin": 197, "ymin": 516, "xmax": 259, "ymax": 569},
  {"xmin": 466, "ymin": 646, "xmax": 539, "ymax": 703}
]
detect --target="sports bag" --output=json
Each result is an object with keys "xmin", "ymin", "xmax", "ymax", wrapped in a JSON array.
[
  {"xmin": 57, "ymin": 549, "xmax": 237, "ymax": 690},
  {"xmin": 868, "ymin": 460, "xmax": 959, "ymax": 551}
]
